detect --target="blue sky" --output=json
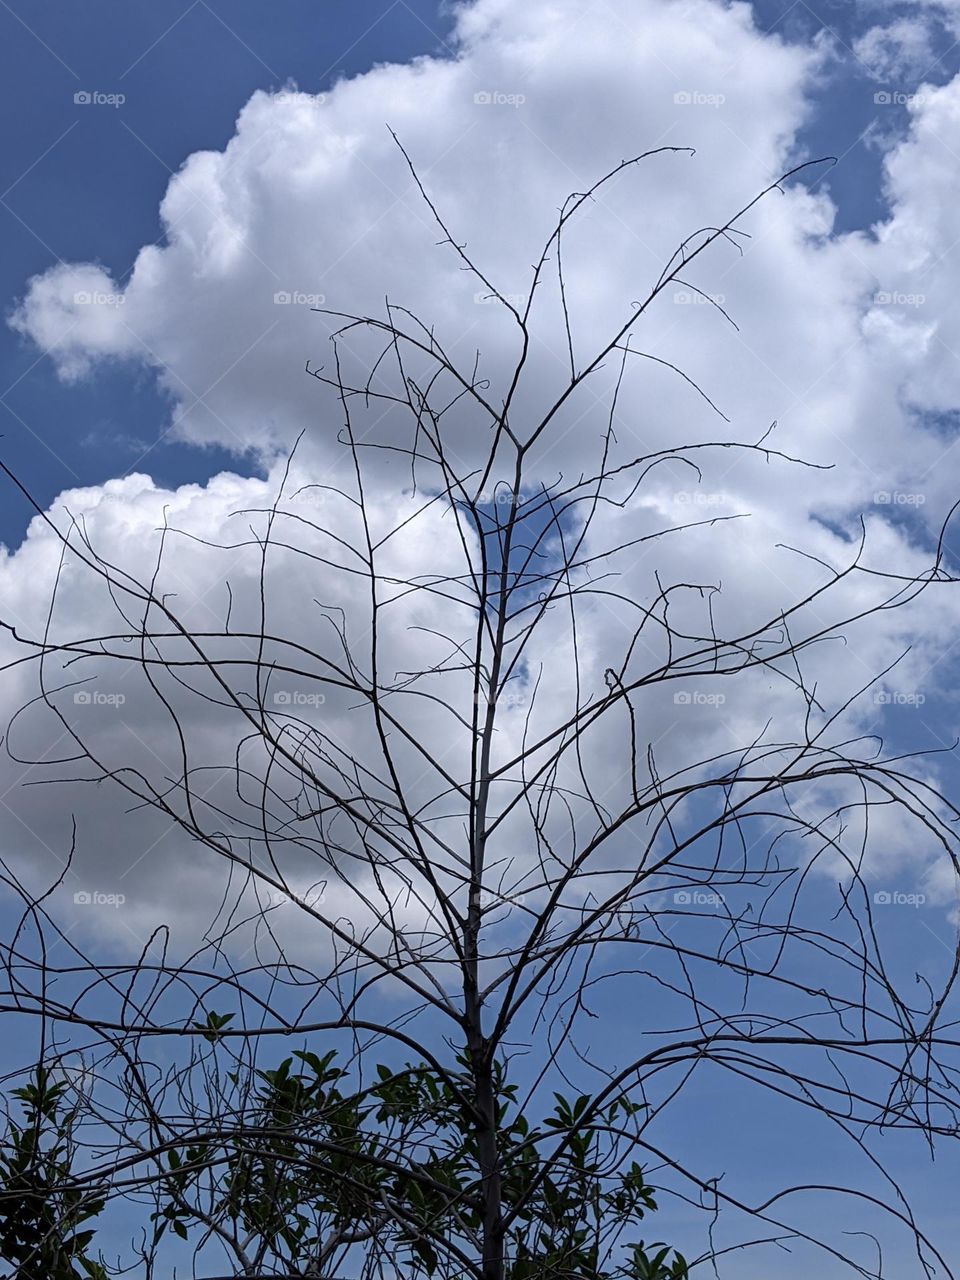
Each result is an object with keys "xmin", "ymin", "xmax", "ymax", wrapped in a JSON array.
[
  {"xmin": 0, "ymin": 0, "xmax": 453, "ymax": 543},
  {"xmin": 4, "ymin": 0, "xmax": 960, "ymax": 1275}
]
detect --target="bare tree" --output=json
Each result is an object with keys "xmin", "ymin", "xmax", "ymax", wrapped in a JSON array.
[{"xmin": 1, "ymin": 143, "xmax": 959, "ymax": 1280}]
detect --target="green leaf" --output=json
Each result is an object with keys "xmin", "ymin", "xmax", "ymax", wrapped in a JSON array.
[{"xmin": 191, "ymin": 1010, "xmax": 235, "ymax": 1043}]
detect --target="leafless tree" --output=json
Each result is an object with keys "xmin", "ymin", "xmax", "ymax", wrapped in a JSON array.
[{"xmin": 1, "ymin": 143, "xmax": 959, "ymax": 1280}]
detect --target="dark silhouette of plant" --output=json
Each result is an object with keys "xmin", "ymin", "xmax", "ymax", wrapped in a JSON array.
[
  {"xmin": 0, "ymin": 1066, "xmax": 107, "ymax": 1280},
  {"xmin": 145, "ymin": 1039, "xmax": 688, "ymax": 1277}
]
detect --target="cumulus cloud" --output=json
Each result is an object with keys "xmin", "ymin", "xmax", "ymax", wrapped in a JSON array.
[
  {"xmin": 854, "ymin": 16, "xmax": 938, "ymax": 82},
  {"xmin": 5, "ymin": 0, "xmax": 960, "ymax": 957},
  {"xmin": 11, "ymin": 263, "xmax": 136, "ymax": 381},
  {"xmin": 9, "ymin": 0, "xmax": 820, "ymax": 467},
  {"xmin": 0, "ymin": 463, "xmax": 487, "ymax": 950}
]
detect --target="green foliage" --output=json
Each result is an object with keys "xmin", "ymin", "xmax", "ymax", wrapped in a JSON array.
[
  {"xmin": 190, "ymin": 1009, "xmax": 235, "ymax": 1044},
  {"xmin": 157, "ymin": 1045, "xmax": 688, "ymax": 1279},
  {"xmin": 0, "ymin": 1049, "xmax": 688, "ymax": 1280},
  {"xmin": 496, "ymin": 1089, "xmax": 688, "ymax": 1280},
  {"xmin": 624, "ymin": 1241, "xmax": 692, "ymax": 1280},
  {"xmin": 0, "ymin": 1066, "xmax": 107, "ymax": 1280},
  {"xmin": 152, "ymin": 1043, "xmax": 384, "ymax": 1262}
]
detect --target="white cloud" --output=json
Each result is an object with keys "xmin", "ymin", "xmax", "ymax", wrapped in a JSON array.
[
  {"xmin": 9, "ymin": 0, "xmax": 820, "ymax": 469},
  {"xmin": 854, "ymin": 16, "xmax": 938, "ymax": 82},
  {"xmin": 0, "ymin": 463, "xmax": 487, "ymax": 952},
  {"xmin": 11, "ymin": 262, "xmax": 136, "ymax": 381},
  {"xmin": 4, "ymin": 0, "xmax": 960, "ymax": 953}
]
